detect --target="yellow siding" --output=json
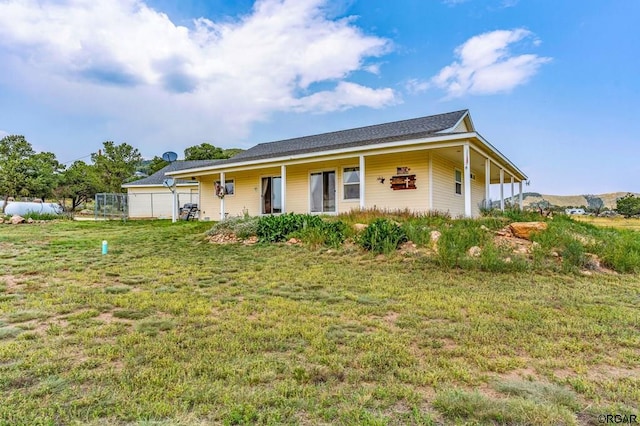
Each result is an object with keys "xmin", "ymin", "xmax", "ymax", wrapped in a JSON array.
[
  {"xmin": 198, "ymin": 179, "xmax": 219, "ymax": 221},
  {"xmin": 431, "ymin": 153, "xmax": 465, "ymax": 217},
  {"xmin": 199, "ymin": 167, "xmax": 280, "ymax": 219},
  {"xmin": 453, "ymin": 119, "xmax": 468, "ymax": 132},
  {"xmin": 471, "ymin": 170, "xmax": 485, "ymax": 217},
  {"xmin": 364, "ymin": 151, "xmax": 429, "ymax": 212},
  {"xmin": 195, "ymin": 149, "xmax": 491, "ymax": 220}
]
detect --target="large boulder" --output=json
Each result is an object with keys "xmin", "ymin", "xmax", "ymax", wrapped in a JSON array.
[
  {"xmin": 10, "ymin": 215, "xmax": 25, "ymax": 225},
  {"xmin": 509, "ymin": 222, "xmax": 547, "ymax": 240}
]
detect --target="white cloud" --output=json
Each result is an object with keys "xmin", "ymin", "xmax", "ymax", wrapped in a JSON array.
[
  {"xmin": 404, "ymin": 78, "xmax": 430, "ymax": 94},
  {"xmin": 0, "ymin": 0, "xmax": 396, "ymax": 155},
  {"xmin": 0, "ymin": 130, "xmax": 8, "ymax": 139},
  {"xmin": 431, "ymin": 29, "xmax": 551, "ymax": 98},
  {"xmin": 292, "ymin": 81, "xmax": 396, "ymax": 112}
]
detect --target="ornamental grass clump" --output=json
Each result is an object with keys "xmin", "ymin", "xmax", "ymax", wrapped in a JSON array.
[{"xmin": 357, "ymin": 218, "xmax": 407, "ymax": 254}]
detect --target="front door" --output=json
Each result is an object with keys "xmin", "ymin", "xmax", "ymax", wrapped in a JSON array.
[{"xmin": 310, "ymin": 171, "xmax": 336, "ymax": 213}]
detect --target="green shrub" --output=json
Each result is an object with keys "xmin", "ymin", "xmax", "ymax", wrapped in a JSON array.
[
  {"xmin": 257, "ymin": 213, "xmax": 323, "ymax": 243},
  {"xmin": 21, "ymin": 212, "xmax": 64, "ymax": 221},
  {"xmin": 476, "ymin": 242, "xmax": 529, "ymax": 273},
  {"xmin": 596, "ymin": 230, "xmax": 640, "ymax": 273},
  {"xmin": 293, "ymin": 220, "xmax": 347, "ymax": 248},
  {"xmin": 357, "ymin": 218, "xmax": 407, "ymax": 254},
  {"xmin": 434, "ymin": 220, "xmax": 487, "ymax": 268}
]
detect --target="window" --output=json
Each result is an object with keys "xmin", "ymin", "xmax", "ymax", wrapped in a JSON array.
[
  {"xmin": 215, "ymin": 179, "xmax": 235, "ymax": 196},
  {"xmin": 343, "ymin": 167, "xmax": 360, "ymax": 200},
  {"xmin": 310, "ymin": 171, "xmax": 336, "ymax": 213},
  {"xmin": 262, "ymin": 176, "xmax": 282, "ymax": 214},
  {"xmin": 455, "ymin": 169, "xmax": 462, "ymax": 195}
]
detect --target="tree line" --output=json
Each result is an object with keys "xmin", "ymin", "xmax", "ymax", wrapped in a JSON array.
[{"xmin": 0, "ymin": 135, "xmax": 241, "ymax": 212}]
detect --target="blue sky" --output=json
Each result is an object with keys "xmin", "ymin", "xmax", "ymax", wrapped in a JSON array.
[{"xmin": 0, "ymin": 0, "xmax": 638, "ymax": 195}]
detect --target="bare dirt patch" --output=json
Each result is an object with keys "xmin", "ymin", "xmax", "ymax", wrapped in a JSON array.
[{"xmin": 1, "ymin": 275, "xmax": 22, "ymax": 291}]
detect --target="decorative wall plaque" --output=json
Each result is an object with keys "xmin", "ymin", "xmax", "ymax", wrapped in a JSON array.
[{"xmin": 390, "ymin": 174, "xmax": 416, "ymax": 190}]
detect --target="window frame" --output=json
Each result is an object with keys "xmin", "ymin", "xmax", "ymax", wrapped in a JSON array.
[
  {"xmin": 454, "ymin": 168, "xmax": 462, "ymax": 196},
  {"xmin": 215, "ymin": 179, "xmax": 235, "ymax": 197},
  {"xmin": 342, "ymin": 166, "xmax": 360, "ymax": 201}
]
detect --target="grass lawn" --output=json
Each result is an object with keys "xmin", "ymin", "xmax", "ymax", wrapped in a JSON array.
[{"xmin": 0, "ymin": 220, "xmax": 638, "ymax": 425}]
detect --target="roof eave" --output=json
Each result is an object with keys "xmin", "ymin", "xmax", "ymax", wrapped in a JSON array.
[
  {"xmin": 168, "ymin": 132, "xmax": 477, "ymax": 178},
  {"xmin": 122, "ymin": 182, "xmax": 198, "ymax": 188},
  {"xmin": 472, "ymin": 132, "xmax": 528, "ymax": 181},
  {"xmin": 435, "ymin": 110, "xmax": 472, "ymax": 134}
]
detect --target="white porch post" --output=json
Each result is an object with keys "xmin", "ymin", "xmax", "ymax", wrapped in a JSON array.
[
  {"xmin": 499, "ymin": 168, "xmax": 505, "ymax": 211},
  {"xmin": 519, "ymin": 181, "xmax": 524, "ymax": 210},
  {"xmin": 219, "ymin": 171, "xmax": 225, "ymax": 220},
  {"xmin": 510, "ymin": 176, "xmax": 515, "ymax": 208},
  {"xmin": 428, "ymin": 152, "xmax": 433, "ymax": 211},
  {"xmin": 359, "ymin": 155, "xmax": 365, "ymax": 209},
  {"xmin": 484, "ymin": 158, "xmax": 491, "ymax": 209},
  {"xmin": 463, "ymin": 143, "xmax": 471, "ymax": 217},
  {"xmin": 281, "ymin": 165, "xmax": 286, "ymax": 213}
]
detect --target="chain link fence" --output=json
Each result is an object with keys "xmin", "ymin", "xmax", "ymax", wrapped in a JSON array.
[
  {"xmin": 95, "ymin": 192, "xmax": 199, "ymax": 220},
  {"xmin": 94, "ymin": 193, "xmax": 128, "ymax": 220}
]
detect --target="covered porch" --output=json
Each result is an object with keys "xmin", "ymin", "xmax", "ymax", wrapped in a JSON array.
[{"xmin": 170, "ymin": 137, "xmax": 526, "ymax": 220}]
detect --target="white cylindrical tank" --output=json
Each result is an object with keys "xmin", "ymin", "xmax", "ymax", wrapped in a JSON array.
[{"xmin": 0, "ymin": 201, "xmax": 63, "ymax": 216}]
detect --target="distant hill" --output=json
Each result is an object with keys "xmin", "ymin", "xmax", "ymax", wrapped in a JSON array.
[{"xmin": 521, "ymin": 192, "xmax": 640, "ymax": 209}]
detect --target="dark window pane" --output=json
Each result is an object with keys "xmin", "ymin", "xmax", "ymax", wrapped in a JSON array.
[{"xmin": 344, "ymin": 184, "xmax": 360, "ymax": 199}]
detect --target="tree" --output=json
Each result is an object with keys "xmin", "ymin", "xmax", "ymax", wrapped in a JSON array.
[
  {"xmin": 91, "ymin": 141, "xmax": 142, "ymax": 193},
  {"xmin": 25, "ymin": 151, "xmax": 64, "ymax": 200},
  {"xmin": 55, "ymin": 161, "xmax": 103, "ymax": 211},
  {"xmin": 0, "ymin": 135, "xmax": 62, "ymax": 212},
  {"xmin": 222, "ymin": 148, "xmax": 244, "ymax": 158},
  {"xmin": 146, "ymin": 156, "xmax": 169, "ymax": 175},
  {"xmin": 616, "ymin": 193, "xmax": 640, "ymax": 218},
  {"xmin": 584, "ymin": 194, "xmax": 604, "ymax": 215},
  {"xmin": 184, "ymin": 143, "xmax": 243, "ymax": 160}
]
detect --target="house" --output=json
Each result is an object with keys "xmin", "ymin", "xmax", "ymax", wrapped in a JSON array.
[
  {"xmin": 122, "ymin": 160, "xmax": 213, "ymax": 218},
  {"xmin": 167, "ymin": 110, "xmax": 527, "ymax": 220}
]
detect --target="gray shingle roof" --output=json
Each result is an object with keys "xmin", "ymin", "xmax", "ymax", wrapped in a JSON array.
[
  {"xmin": 225, "ymin": 109, "xmax": 468, "ymax": 164},
  {"xmin": 123, "ymin": 160, "xmax": 223, "ymax": 187}
]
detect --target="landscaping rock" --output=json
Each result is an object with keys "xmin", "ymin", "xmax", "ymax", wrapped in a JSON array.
[
  {"xmin": 468, "ymin": 246, "xmax": 482, "ymax": 257},
  {"xmin": 495, "ymin": 226, "xmax": 513, "ymax": 237},
  {"xmin": 242, "ymin": 236, "xmax": 259, "ymax": 245},
  {"xmin": 286, "ymin": 238, "xmax": 301, "ymax": 245},
  {"xmin": 480, "ymin": 225, "xmax": 490, "ymax": 231},
  {"xmin": 584, "ymin": 253, "xmax": 602, "ymax": 270},
  {"xmin": 509, "ymin": 222, "xmax": 547, "ymax": 240},
  {"xmin": 399, "ymin": 241, "xmax": 418, "ymax": 254},
  {"xmin": 0, "ymin": 218, "xmax": 4, "ymax": 224},
  {"xmin": 27, "ymin": 218, "xmax": 34, "ymax": 224},
  {"xmin": 430, "ymin": 230, "xmax": 441, "ymax": 243},
  {"xmin": 10, "ymin": 215, "xmax": 25, "ymax": 225},
  {"xmin": 353, "ymin": 223, "xmax": 368, "ymax": 232}
]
